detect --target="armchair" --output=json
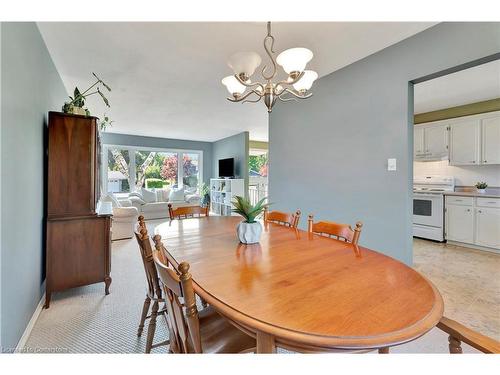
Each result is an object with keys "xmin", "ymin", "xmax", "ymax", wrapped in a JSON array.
[{"xmin": 112, "ymin": 198, "xmax": 139, "ymax": 240}]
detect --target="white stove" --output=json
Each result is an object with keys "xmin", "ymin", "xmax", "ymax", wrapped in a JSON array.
[{"xmin": 413, "ymin": 176, "xmax": 455, "ymax": 241}]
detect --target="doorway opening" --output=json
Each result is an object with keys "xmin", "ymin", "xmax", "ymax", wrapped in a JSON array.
[
  {"xmin": 409, "ymin": 56, "xmax": 500, "ymax": 339},
  {"xmin": 248, "ymin": 141, "xmax": 269, "ymax": 205}
]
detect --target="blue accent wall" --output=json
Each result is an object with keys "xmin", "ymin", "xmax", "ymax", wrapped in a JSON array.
[
  {"xmin": 212, "ymin": 132, "xmax": 249, "ymax": 194},
  {"xmin": 269, "ymin": 22, "xmax": 500, "ymax": 265},
  {"xmin": 1, "ymin": 22, "xmax": 68, "ymax": 351}
]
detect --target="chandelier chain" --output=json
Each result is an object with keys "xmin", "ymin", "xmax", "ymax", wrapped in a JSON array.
[{"xmin": 261, "ymin": 22, "xmax": 276, "ymax": 81}]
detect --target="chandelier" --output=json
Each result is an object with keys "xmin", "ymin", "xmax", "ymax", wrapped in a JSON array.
[{"xmin": 222, "ymin": 22, "xmax": 318, "ymax": 113}]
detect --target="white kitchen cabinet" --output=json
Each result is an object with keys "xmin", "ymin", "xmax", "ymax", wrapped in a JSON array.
[
  {"xmin": 481, "ymin": 116, "xmax": 500, "ymax": 165},
  {"xmin": 475, "ymin": 207, "xmax": 500, "ymax": 249},
  {"xmin": 424, "ymin": 124, "xmax": 448, "ymax": 159},
  {"xmin": 449, "ymin": 119, "xmax": 480, "ymax": 165},
  {"xmin": 445, "ymin": 203, "xmax": 474, "ymax": 243},
  {"xmin": 414, "ymin": 123, "xmax": 447, "ymax": 161},
  {"xmin": 417, "ymin": 111, "xmax": 500, "ymax": 165},
  {"xmin": 414, "ymin": 127, "xmax": 425, "ymax": 159},
  {"xmin": 445, "ymin": 196, "xmax": 500, "ymax": 251}
]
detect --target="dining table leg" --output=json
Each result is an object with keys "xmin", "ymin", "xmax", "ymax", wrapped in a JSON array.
[{"xmin": 256, "ymin": 331, "xmax": 276, "ymax": 353}]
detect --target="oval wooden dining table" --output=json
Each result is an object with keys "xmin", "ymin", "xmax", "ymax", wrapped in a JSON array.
[{"xmin": 154, "ymin": 216, "xmax": 444, "ymax": 353}]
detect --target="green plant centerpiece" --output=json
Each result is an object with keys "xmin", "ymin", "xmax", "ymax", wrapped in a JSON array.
[
  {"xmin": 475, "ymin": 181, "xmax": 488, "ymax": 193},
  {"xmin": 62, "ymin": 72, "xmax": 113, "ymax": 131},
  {"xmin": 232, "ymin": 195, "xmax": 269, "ymax": 244}
]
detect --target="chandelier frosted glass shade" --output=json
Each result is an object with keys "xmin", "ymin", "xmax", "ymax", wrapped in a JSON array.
[
  {"xmin": 221, "ymin": 76, "xmax": 246, "ymax": 95},
  {"xmin": 222, "ymin": 22, "xmax": 315, "ymax": 112},
  {"xmin": 228, "ymin": 51, "xmax": 262, "ymax": 78},
  {"xmin": 293, "ymin": 70, "xmax": 318, "ymax": 91},
  {"xmin": 276, "ymin": 47, "xmax": 313, "ymax": 74}
]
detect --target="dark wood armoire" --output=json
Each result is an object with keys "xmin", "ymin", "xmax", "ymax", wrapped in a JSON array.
[{"xmin": 45, "ymin": 111, "xmax": 112, "ymax": 308}]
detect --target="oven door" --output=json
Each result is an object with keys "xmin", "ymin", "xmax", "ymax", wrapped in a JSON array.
[{"xmin": 413, "ymin": 193, "xmax": 443, "ymax": 228}]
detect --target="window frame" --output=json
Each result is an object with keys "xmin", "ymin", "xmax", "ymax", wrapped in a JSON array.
[{"xmin": 102, "ymin": 144, "xmax": 203, "ymax": 194}]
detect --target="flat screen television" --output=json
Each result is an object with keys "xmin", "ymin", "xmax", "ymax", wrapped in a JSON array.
[{"xmin": 218, "ymin": 158, "xmax": 234, "ymax": 178}]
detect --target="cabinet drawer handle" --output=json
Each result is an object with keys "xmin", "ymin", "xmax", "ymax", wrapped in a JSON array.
[
  {"xmin": 478, "ymin": 210, "xmax": 482, "ymax": 213},
  {"xmin": 466, "ymin": 209, "xmax": 471, "ymax": 212},
  {"xmin": 484, "ymin": 160, "xmax": 488, "ymax": 163}
]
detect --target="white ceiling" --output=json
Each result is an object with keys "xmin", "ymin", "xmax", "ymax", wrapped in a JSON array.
[
  {"xmin": 414, "ymin": 59, "xmax": 500, "ymax": 114},
  {"xmin": 38, "ymin": 22, "xmax": 435, "ymax": 142}
]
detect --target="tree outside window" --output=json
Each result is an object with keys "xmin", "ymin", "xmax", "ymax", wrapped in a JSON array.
[
  {"xmin": 249, "ymin": 153, "xmax": 268, "ymax": 177},
  {"xmin": 107, "ymin": 148, "xmax": 130, "ymax": 193},
  {"xmin": 135, "ymin": 151, "xmax": 157, "ymax": 189},
  {"xmin": 160, "ymin": 154, "xmax": 178, "ymax": 185},
  {"xmin": 107, "ymin": 147, "xmax": 201, "ymax": 192},
  {"xmin": 183, "ymin": 153, "xmax": 199, "ymax": 188}
]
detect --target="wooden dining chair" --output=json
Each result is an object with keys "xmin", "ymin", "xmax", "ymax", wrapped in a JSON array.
[
  {"xmin": 264, "ymin": 208, "xmax": 301, "ymax": 228},
  {"xmin": 378, "ymin": 316, "xmax": 500, "ymax": 354},
  {"xmin": 134, "ymin": 216, "xmax": 169, "ymax": 353},
  {"xmin": 307, "ymin": 214, "xmax": 363, "ymax": 245},
  {"xmin": 168, "ymin": 203, "xmax": 209, "ymax": 220},
  {"xmin": 437, "ymin": 316, "xmax": 500, "ymax": 353},
  {"xmin": 151, "ymin": 235, "xmax": 256, "ymax": 353}
]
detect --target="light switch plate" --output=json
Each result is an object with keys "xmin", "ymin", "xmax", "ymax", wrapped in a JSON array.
[{"xmin": 388, "ymin": 158, "xmax": 397, "ymax": 171}]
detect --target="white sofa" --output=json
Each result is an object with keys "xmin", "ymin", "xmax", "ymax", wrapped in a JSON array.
[
  {"xmin": 126, "ymin": 187, "xmax": 201, "ymax": 220},
  {"xmin": 102, "ymin": 194, "xmax": 139, "ymax": 241}
]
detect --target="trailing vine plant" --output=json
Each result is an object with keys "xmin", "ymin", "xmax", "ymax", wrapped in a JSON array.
[{"xmin": 62, "ymin": 72, "xmax": 114, "ymax": 131}]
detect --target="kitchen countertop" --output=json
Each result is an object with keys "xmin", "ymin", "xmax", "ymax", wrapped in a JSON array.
[{"xmin": 444, "ymin": 187, "xmax": 500, "ymax": 198}]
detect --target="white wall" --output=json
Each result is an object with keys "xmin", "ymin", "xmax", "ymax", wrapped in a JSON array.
[{"xmin": 414, "ymin": 160, "xmax": 500, "ymax": 186}]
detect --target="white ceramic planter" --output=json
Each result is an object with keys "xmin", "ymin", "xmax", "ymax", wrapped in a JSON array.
[
  {"xmin": 237, "ymin": 221, "xmax": 262, "ymax": 244},
  {"xmin": 477, "ymin": 188, "xmax": 486, "ymax": 194}
]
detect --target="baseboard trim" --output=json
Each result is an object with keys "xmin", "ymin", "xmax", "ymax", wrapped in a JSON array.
[
  {"xmin": 446, "ymin": 240, "xmax": 500, "ymax": 254},
  {"xmin": 14, "ymin": 292, "xmax": 45, "ymax": 353}
]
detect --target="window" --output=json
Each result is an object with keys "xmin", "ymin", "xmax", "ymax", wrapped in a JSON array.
[
  {"xmin": 157, "ymin": 152, "xmax": 178, "ymax": 188},
  {"xmin": 136, "ymin": 151, "xmax": 178, "ymax": 189},
  {"xmin": 248, "ymin": 148, "xmax": 268, "ymax": 205},
  {"xmin": 107, "ymin": 148, "xmax": 130, "ymax": 193},
  {"xmin": 103, "ymin": 146, "xmax": 202, "ymax": 194},
  {"xmin": 248, "ymin": 150, "xmax": 268, "ymax": 177},
  {"xmin": 183, "ymin": 153, "xmax": 200, "ymax": 189}
]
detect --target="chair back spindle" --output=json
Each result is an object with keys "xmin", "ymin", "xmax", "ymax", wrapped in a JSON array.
[
  {"xmin": 152, "ymin": 235, "xmax": 202, "ymax": 353},
  {"xmin": 264, "ymin": 208, "xmax": 301, "ymax": 228},
  {"xmin": 169, "ymin": 203, "xmax": 209, "ymax": 220},
  {"xmin": 307, "ymin": 214, "xmax": 363, "ymax": 245},
  {"xmin": 134, "ymin": 216, "xmax": 172, "ymax": 353},
  {"xmin": 134, "ymin": 216, "xmax": 163, "ymax": 299}
]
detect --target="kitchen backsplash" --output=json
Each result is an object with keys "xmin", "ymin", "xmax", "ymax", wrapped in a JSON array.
[{"xmin": 414, "ymin": 160, "xmax": 500, "ymax": 187}]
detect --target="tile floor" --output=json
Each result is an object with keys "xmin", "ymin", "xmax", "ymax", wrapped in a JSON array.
[{"xmin": 412, "ymin": 238, "xmax": 499, "ymax": 340}]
